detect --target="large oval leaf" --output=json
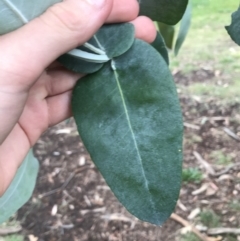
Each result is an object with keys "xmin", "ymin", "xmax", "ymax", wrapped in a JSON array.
[
  {"xmin": 72, "ymin": 39, "xmax": 183, "ymax": 225},
  {"xmin": 0, "ymin": 0, "xmax": 61, "ymax": 35},
  {"xmin": 138, "ymin": 0, "xmax": 188, "ymax": 25},
  {"xmin": 0, "ymin": 149, "xmax": 39, "ymax": 224}
]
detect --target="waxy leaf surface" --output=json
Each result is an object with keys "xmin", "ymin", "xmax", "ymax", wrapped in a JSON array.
[
  {"xmin": 157, "ymin": 22, "xmax": 175, "ymax": 49},
  {"xmin": 0, "ymin": 0, "xmax": 61, "ymax": 35},
  {"xmin": 72, "ymin": 39, "xmax": 183, "ymax": 225},
  {"xmin": 0, "ymin": 150, "xmax": 39, "ymax": 223},
  {"xmin": 58, "ymin": 54, "xmax": 103, "ymax": 74},
  {"xmin": 88, "ymin": 23, "xmax": 135, "ymax": 58},
  {"xmin": 58, "ymin": 23, "xmax": 135, "ymax": 73},
  {"xmin": 138, "ymin": 0, "xmax": 188, "ymax": 25},
  {"xmin": 174, "ymin": 3, "xmax": 191, "ymax": 55},
  {"xmin": 151, "ymin": 32, "xmax": 169, "ymax": 65},
  {"xmin": 226, "ymin": 7, "xmax": 240, "ymax": 46}
]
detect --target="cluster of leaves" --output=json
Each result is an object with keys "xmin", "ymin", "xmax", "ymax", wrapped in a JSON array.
[
  {"xmin": 157, "ymin": 3, "xmax": 191, "ymax": 56},
  {"xmin": 0, "ymin": 0, "xmax": 189, "ymax": 226}
]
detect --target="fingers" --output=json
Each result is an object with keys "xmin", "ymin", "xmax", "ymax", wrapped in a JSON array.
[
  {"xmin": 46, "ymin": 68, "xmax": 82, "ymax": 96},
  {"xmin": 29, "ymin": 68, "xmax": 82, "ymax": 99},
  {"xmin": 0, "ymin": 0, "xmax": 140, "ymax": 91},
  {"xmin": 0, "ymin": 89, "xmax": 73, "ymax": 197},
  {"xmin": 106, "ymin": 0, "xmax": 139, "ymax": 23},
  {"xmin": 0, "ymin": 0, "xmax": 112, "ymax": 89},
  {"xmin": 131, "ymin": 16, "xmax": 157, "ymax": 43},
  {"xmin": 47, "ymin": 91, "xmax": 73, "ymax": 127}
]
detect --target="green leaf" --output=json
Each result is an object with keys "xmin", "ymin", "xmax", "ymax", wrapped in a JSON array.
[
  {"xmin": 58, "ymin": 23, "xmax": 135, "ymax": 73},
  {"xmin": 0, "ymin": 149, "xmax": 39, "ymax": 224},
  {"xmin": 58, "ymin": 53, "xmax": 104, "ymax": 74},
  {"xmin": 138, "ymin": 0, "xmax": 188, "ymax": 25},
  {"xmin": 226, "ymin": 7, "xmax": 240, "ymax": 46},
  {"xmin": 74, "ymin": 23, "xmax": 135, "ymax": 59},
  {"xmin": 157, "ymin": 22, "xmax": 175, "ymax": 49},
  {"xmin": 72, "ymin": 39, "xmax": 183, "ymax": 225},
  {"xmin": 151, "ymin": 32, "xmax": 169, "ymax": 65},
  {"xmin": 0, "ymin": 0, "xmax": 61, "ymax": 35},
  {"xmin": 87, "ymin": 23, "xmax": 135, "ymax": 58},
  {"xmin": 174, "ymin": 3, "xmax": 191, "ymax": 56}
]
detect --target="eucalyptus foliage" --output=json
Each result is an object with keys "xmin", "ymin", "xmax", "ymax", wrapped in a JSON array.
[
  {"xmin": 0, "ymin": 150, "xmax": 39, "ymax": 223},
  {"xmin": 0, "ymin": 0, "xmax": 189, "ymax": 225},
  {"xmin": 157, "ymin": 2, "xmax": 192, "ymax": 55},
  {"xmin": 226, "ymin": 6, "xmax": 240, "ymax": 46}
]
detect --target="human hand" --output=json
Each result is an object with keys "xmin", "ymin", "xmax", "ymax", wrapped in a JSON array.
[{"xmin": 0, "ymin": 0, "xmax": 156, "ymax": 196}]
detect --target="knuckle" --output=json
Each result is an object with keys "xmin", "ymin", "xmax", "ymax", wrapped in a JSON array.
[
  {"xmin": 131, "ymin": 0, "xmax": 140, "ymax": 20},
  {"xmin": 44, "ymin": 3, "xmax": 85, "ymax": 34}
]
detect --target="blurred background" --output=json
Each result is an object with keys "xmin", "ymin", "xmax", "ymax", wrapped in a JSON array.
[{"xmin": 1, "ymin": 0, "xmax": 240, "ymax": 240}]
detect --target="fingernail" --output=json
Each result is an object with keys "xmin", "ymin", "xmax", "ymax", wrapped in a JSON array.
[{"xmin": 86, "ymin": 0, "xmax": 106, "ymax": 8}]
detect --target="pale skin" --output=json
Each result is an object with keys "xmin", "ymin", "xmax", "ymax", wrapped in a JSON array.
[{"xmin": 0, "ymin": 0, "xmax": 157, "ymax": 196}]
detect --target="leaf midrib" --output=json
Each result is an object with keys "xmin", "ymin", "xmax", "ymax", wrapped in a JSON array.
[
  {"xmin": 112, "ymin": 61, "xmax": 157, "ymax": 215},
  {"xmin": 2, "ymin": 0, "xmax": 29, "ymax": 24}
]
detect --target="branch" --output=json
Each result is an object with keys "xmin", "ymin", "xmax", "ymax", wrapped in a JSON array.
[
  {"xmin": 184, "ymin": 122, "xmax": 200, "ymax": 130},
  {"xmin": 170, "ymin": 213, "xmax": 211, "ymax": 241},
  {"xmin": 193, "ymin": 151, "xmax": 215, "ymax": 176},
  {"xmin": 208, "ymin": 227, "xmax": 240, "ymax": 235},
  {"xmin": 223, "ymin": 127, "xmax": 240, "ymax": 142},
  {"xmin": 0, "ymin": 226, "xmax": 22, "ymax": 235}
]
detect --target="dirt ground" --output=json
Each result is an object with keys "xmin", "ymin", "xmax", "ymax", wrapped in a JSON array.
[{"xmin": 16, "ymin": 69, "xmax": 240, "ymax": 241}]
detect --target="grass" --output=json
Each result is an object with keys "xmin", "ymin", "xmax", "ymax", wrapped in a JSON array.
[
  {"xmin": 210, "ymin": 150, "xmax": 233, "ymax": 165},
  {"xmin": 225, "ymin": 235, "xmax": 238, "ymax": 241},
  {"xmin": 184, "ymin": 134, "xmax": 202, "ymax": 146},
  {"xmin": 171, "ymin": 0, "xmax": 240, "ymax": 103},
  {"xmin": 180, "ymin": 233, "xmax": 201, "ymax": 241},
  {"xmin": 229, "ymin": 200, "xmax": 240, "ymax": 211},
  {"xmin": 0, "ymin": 235, "xmax": 24, "ymax": 241},
  {"xmin": 0, "ymin": 219, "xmax": 24, "ymax": 241},
  {"xmin": 200, "ymin": 209, "xmax": 220, "ymax": 228},
  {"xmin": 187, "ymin": 80, "xmax": 240, "ymax": 103},
  {"xmin": 182, "ymin": 168, "xmax": 203, "ymax": 183}
]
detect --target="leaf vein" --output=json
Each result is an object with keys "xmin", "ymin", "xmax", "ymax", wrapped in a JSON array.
[
  {"xmin": 2, "ymin": 0, "xmax": 29, "ymax": 24},
  {"xmin": 112, "ymin": 63, "xmax": 157, "ymax": 214}
]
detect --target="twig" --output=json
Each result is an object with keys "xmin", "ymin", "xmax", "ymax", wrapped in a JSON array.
[
  {"xmin": 223, "ymin": 127, "xmax": 240, "ymax": 142},
  {"xmin": 208, "ymin": 227, "xmax": 240, "ymax": 235},
  {"xmin": 101, "ymin": 213, "xmax": 133, "ymax": 223},
  {"xmin": 192, "ymin": 183, "xmax": 209, "ymax": 195},
  {"xmin": 0, "ymin": 226, "xmax": 22, "ymax": 235},
  {"xmin": 209, "ymin": 116, "xmax": 229, "ymax": 126},
  {"xmin": 171, "ymin": 213, "xmax": 211, "ymax": 241},
  {"xmin": 193, "ymin": 151, "xmax": 215, "ymax": 176},
  {"xmin": 40, "ymin": 165, "xmax": 90, "ymax": 198},
  {"xmin": 101, "ymin": 213, "xmax": 136, "ymax": 229},
  {"xmin": 184, "ymin": 122, "xmax": 201, "ymax": 130},
  {"xmin": 212, "ymin": 162, "xmax": 240, "ymax": 177}
]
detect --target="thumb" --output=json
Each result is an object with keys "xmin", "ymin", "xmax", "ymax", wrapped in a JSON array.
[{"xmin": 0, "ymin": 0, "xmax": 112, "ymax": 83}]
